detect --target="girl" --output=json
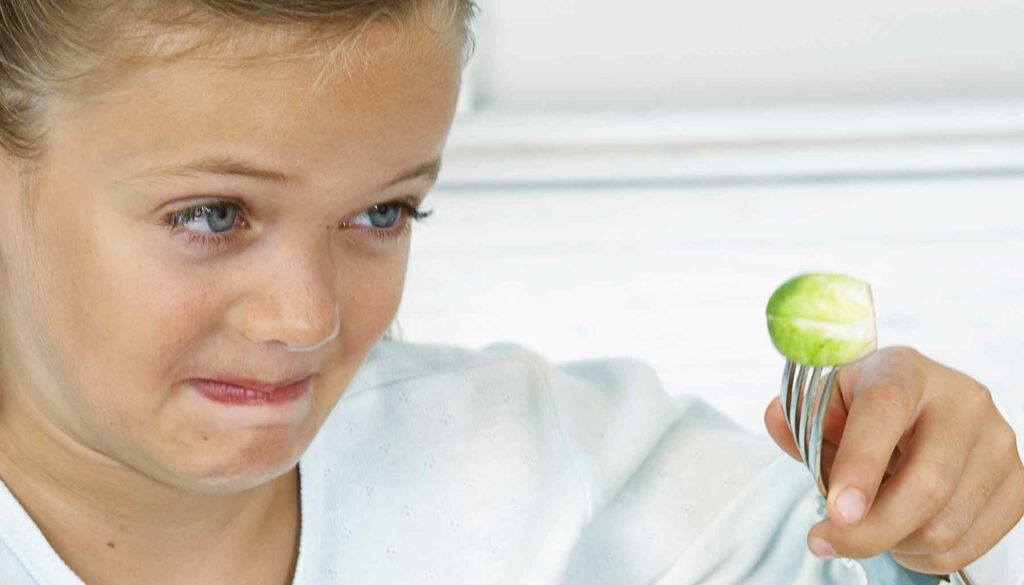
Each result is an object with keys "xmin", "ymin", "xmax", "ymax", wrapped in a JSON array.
[{"xmin": 0, "ymin": 1, "xmax": 1020, "ymax": 583}]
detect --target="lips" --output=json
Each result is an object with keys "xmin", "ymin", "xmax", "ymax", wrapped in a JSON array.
[
  {"xmin": 202, "ymin": 375, "xmax": 311, "ymax": 394},
  {"xmin": 189, "ymin": 375, "xmax": 313, "ymax": 406}
]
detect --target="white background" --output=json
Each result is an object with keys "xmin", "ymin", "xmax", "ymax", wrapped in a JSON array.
[
  {"xmin": 397, "ymin": 1, "xmax": 1024, "ymax": 434},
  {"xmin": 470, "ymin": 0, "xmax": 1024, "ymax": 107}
]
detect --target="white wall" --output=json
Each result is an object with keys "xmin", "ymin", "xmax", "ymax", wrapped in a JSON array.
[
  {"xmin": 471, "ymin": 0, "xmax": 1024, "ymax": 106},
  {"xmin": 402, "ymin": 3, "xmax": 1024, "ymax": 434},
  {"xmin": 400, "ymin": 97, "xmax": 1024, "ymax": 434}
]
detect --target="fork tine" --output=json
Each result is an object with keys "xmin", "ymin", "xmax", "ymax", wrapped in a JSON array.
[
  {"xmin": 798, "ymin": 367, "xmax": 822, "ymax": 465},
  {"xmin": 810, "ymin": 367, "xmax": 839, "ymax": 496},
  {"xmin": 790, "ymin": 365, "xmax": 807, "ymax": 438},
  {"xmin": 780, "ymin": 360, "xmax": 798, "ymax": 435}
]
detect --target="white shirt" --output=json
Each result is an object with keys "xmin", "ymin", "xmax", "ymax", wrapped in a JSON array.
[{"xmin": 1, "ymin": 339, "xmax": 1021, "ymax": 584}]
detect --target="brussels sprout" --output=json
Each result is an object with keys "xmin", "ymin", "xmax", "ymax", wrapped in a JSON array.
[{"xmin": 766, "ymin": 273, "xmax": 877, "ymax": 366}]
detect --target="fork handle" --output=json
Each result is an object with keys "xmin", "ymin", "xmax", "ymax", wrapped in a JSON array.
[{"xmin": 812, "ymin": 492, "xmax": 974, "ymax": 584}]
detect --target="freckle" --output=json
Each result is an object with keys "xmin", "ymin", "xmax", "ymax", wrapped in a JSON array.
[
  {"xmin": 202, "ymin": 435, "xmax": 209, "ymax": 441},
  {"xmin": 106, "ymin": 541, "xmax": 116, "ymax": 549}
]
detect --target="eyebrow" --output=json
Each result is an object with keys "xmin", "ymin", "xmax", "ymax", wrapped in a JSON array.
[{"xmin": 127, "ymin": 155, "xmax": 443, "ymax": 189}]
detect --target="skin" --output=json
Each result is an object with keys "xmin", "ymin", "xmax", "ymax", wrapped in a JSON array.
[
  {"xmin": 0, "ymin": 15, "xmax": 462, "ymax": 585},
  {"xmin": 765, "ymin": 346, "xmax": 1024, "ymax": 574}
]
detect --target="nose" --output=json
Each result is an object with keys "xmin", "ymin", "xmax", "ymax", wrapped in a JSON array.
[{"xmin": 227, "ymin": 245, "xmax": 340, "ymax": 353}]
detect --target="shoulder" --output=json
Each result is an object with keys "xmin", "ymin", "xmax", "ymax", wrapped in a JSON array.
[
  {"xmin": 343, "ymin": 337, "xmax": 666, "ymax": 403},
  {"xmin": 332, "ymin": 337, "xmax": 781, "ymax": 504},
  {"xmin": 342, "ymin": 339, "xmax": 547, "ymax": 394},
  {"xmin": 313, "ymin": 339, "xmax": 563, "ymax": 454},
  {"xmin": 337, "ymin": 338, "xmax": 672, "ymax": 416}
]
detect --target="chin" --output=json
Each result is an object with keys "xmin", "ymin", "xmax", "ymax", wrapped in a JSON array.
[{"xmin": 165, "ymin": 430, "xmax": 308, "ymax": 494}]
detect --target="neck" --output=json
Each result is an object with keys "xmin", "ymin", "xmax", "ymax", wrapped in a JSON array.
[{"xmin": 0, "ymin": 392, "xmax": 301, "ymax": 585}]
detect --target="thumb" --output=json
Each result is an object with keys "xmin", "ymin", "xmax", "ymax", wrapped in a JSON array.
[
  {"xmin": 764, "ymin": 397, "xmax": 802, "ymax": 462},
  {"xmin": 765, "ymin": 394, "xmax": 850, "ymax": 466}
]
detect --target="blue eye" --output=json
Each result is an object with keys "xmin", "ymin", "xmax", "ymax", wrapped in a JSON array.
[
  {"xmin": 350, "ymin": 202, "xmax": 430, "ymax": 231},
  {"xmin": 342, "ymin": 200, "xmax": 433, "ymax": 241},
  {"xmin": 169, "ymin": 202, "xmax": 240, "ymax": 234},
  {"xmin": 162, "ymin": 201, "xmax": 248, "ymax": 252},
  {"xmin": 161, "ymin": 198, "xmax": 433, "ymax": 252},
  {"xmin": 356, "ymin": 203, "xmax": 403, "ymax": 229}
]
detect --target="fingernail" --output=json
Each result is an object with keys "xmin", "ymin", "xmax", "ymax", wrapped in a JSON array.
[
  {"xmin": 835, "ymin": 487, "xmax": 866, "ymax": 524},
  {"xmin": 809, "ymin": 537, "xmax": 837, "ymax": 559}
]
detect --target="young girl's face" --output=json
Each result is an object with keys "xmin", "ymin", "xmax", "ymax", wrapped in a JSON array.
[{"xmin": 0, "ymin": 20, "xmax": 462, "ymax": 492}]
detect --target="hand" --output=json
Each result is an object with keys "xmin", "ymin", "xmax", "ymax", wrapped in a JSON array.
[{"xmin": 764, "ymin": 346, "xmax": 1024, "ymax": 574}]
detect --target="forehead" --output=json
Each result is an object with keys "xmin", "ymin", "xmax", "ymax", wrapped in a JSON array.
[{"xmin": 46, "ymin": 19, "xmax": 463, "ymax": 184}]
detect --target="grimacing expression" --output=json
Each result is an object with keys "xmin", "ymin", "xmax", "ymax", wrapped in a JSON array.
[{"xmin": 0, "ymin": 21, "xmax": 463, "ymax": 492}]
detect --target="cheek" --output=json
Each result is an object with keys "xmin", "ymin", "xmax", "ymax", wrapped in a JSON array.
[
  {"xmin": 337, "ymin": 243, "xmax": 410, "ymax": 343},
  {"xmin": 34, "ymin": 202, "xmax": 212, "ymax": 421}
]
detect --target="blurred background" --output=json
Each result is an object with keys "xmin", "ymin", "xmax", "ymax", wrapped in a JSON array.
[{"xmin": 395, "ymin": 0, "xmax": 1024, "ymax": 434}]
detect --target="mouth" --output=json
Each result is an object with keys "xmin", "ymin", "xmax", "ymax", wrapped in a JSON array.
[{"xmin": 188, "ymin": 375, "xmax": 313, "ymax": 406}]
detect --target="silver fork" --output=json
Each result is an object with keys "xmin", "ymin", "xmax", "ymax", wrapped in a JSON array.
[{"xmin": 780, "ymin": 359, "xmax": 975, "ymax": 585}]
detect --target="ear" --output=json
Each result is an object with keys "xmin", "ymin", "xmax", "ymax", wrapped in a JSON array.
[
  {"xmin": 0, "ymin": 152, "xmax": 43, "ymax": 298},
  {"xmin": 0, "ymin": 150, "xmax": 45, "ymax": 238}
]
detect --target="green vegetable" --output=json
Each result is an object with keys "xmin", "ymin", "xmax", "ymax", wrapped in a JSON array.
[{"xmin": 766, "ymin": 272, "xmax": 877, "ymax": 366}]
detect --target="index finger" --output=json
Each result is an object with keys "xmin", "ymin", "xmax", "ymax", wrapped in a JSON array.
[
  {"xmin": 814, "ymin": 386, "xmax": 983, "ymax": 558},
  {"xmin": 826, "ymin": 350, "xmax": 927, "ymax": 526}
]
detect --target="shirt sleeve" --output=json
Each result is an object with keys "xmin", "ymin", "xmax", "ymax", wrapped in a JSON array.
[
  {"xmin": 958, "ymin": 391, "xmax": 1024, "ymax": 585},
  {"xmin": 535, "ymin": 351, "xmax": 864, "ymax": 584},
  {"xmin": 537, "ymin": 350, "xmax": 1024, "ymax": 585}
]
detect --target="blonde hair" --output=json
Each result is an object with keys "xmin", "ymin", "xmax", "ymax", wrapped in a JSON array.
[{"xmin": 0, "ymin": 0, "xmax": 479, "ymax": 160}]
